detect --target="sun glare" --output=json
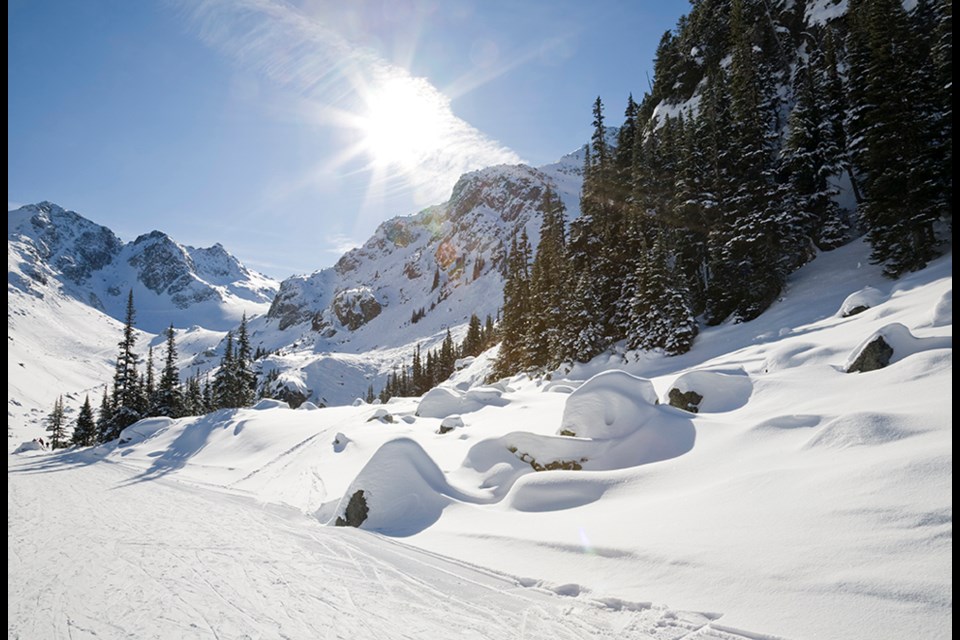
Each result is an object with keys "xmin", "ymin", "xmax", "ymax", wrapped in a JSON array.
[{"xmin": 360, "ymin": 77, "xmax": 446, "ymax": 168}]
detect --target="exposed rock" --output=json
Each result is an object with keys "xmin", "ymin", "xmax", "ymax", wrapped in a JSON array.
[
  {"xmin": 334, "ymin": 490, "xmax": 369, "ymax": 527},
  {"xmin": 846, "ymin": 335, "xmax": 894, "ymax": 373},
  {"xmin": 668, "ymin": 388, "xmax": 704, "ymax": 413},
  {"xmin": 332, "ymin": 288, "xmax": 382, "ymax": 331},
  {"xmin": 271, "ymin": 386, "xmax": 310, "ymax": 408},
  {"xmin": 843, "ymin": 305, "xmax": 870, "ymax": 317},
  {"xmin": 438, "ymin": 415, "xmax": 464, "ymax": 434}
]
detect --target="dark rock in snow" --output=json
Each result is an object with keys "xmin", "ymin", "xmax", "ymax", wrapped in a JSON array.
[
  {"xmin": 335, "ymin": 490, "xmax": 369, "ymax": 527},
  {"xmin": 842, "ymin": 305, "xmax": 870, "ymax": 318},
  {"xmin": 668, "ymin": 388, "xmax": 704, "ymax": 413},
  {"xmin": 846, "ymin": 336, "xmax": 894, "ymax": 373}
]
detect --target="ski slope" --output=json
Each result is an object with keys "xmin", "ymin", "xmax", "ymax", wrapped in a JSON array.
[{"xmin": 9, "ymin": 453, "xmax": 764, "ymax": 640}]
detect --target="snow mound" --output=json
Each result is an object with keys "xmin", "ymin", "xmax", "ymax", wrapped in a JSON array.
[
  {"xmin": 837, "ymin": 286, "xmax": 886, "ymax": 317},
  {"xmin": 505, "ymin": 473, "xmax": 615, "ymax": 512},
  {"xmin": 12, "ymin": 440, "xmax": 45, "ymax": 454},
  {"xmin": 543, "ymin": 380, "xmax": 578, "ymax": 394},
  {"xmin": 330, "ymin": 438, "xmax": 451, "ymax": 536},
  {"xmin": 805, "ymin": 413, "xmax": 920, "ymax": 449},
  {"xmin": 932, "ymin": 289, "xmax": 951, "ymax": 326},
  {"xmin": 666, "ymin": 369, "xmax": 753, "ymax": 412},
  {"xmin": 439, "ymin": 415, "xmax": 465, "ymax": 432},
  {"xmin": 253, "ymin": 398, "xmax": 289, "ymax": 411},
  {"xmin": 558, "ymin": 371, "xmax": 659, "ymax": 439},
  {"xmin": 417, "ymin": 385, "xmax": 505, "ymax": 418},
  {"xmin": 297, "ymin": 401, "xmax": 319, "ymax": 411},
  {"xmin": 118, "ymin": 417, "xmax": 175, "ymax": 446},
  {"xmin": 351, "ymin": 397, "xmax": 366, "ymax": 407},
  {"xmin": 843, "ymin": 322, "xmax": 953, "ymax": 371}
]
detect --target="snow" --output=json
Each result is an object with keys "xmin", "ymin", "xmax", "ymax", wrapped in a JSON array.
[
  {"xmin": 843, "ymin": 321, "xmax": 952, "ymax": 370},
  {"xmin": 837, "ymin": 285, "xmax": 886, "ymax": 317},
  {"xmin": 8, "ymin": 240, "xmax": 952, "ymax": 639},
  {"xmin": 557, "ymin": 370, "xmax": 660, "ymax": 438}
]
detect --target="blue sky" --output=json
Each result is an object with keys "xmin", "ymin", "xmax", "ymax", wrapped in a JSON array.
[{"xmin": 8, "ymin": 0, "xmax": 689, "ymax": 279}]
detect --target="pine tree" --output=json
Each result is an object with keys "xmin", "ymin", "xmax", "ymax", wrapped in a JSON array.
[
  {"xmin": 104, "ymin": 290, "xmax": 142, "ymax": 440},
  {"xmin": 71, "ymin": 395, "xmax": 96, "ymax": 447},
  {"xmin": 492, "ymin": 232, "xmax": 532, "ymax": 377},
  {"xmin": 527, "ymin": 188, "xmax": 568, "ymax": 369},
  {"xmin": 96, "ymin": 386, "xmax": 113, "ymax": 443},
  {"xmin": 783, "ymin": 56, "xmax": 848, "ymax": 251},
  {"xmin": 214, "ymin": 332, "xmax": 237, "ymax": 409},
  {"xmin": 235, "ymin": 313, "xmax": 256, "ymax": 407},
  {"xmin": 145, "ymin": 346, "xmax": 156, "ymax": 409},
  {"xmin": 155, "ymin": 324, "xmax": 182, "ymax": 417},
  {"xmin": 46, "ymin": 395, "xmax": 66, "ymax": 449}
]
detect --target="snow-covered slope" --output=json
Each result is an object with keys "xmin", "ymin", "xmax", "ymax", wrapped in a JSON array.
[
  {"xmin": 11, "ymin": 240, "xmax": 950, "ymax": 639},
  {"xmin": 244, "ymin": 155, "xmax": 584, "ymax": 406}
]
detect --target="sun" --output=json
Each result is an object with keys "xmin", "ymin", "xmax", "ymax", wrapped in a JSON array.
[{"xmin": 358, "ymin": 77, "xmax": 447, "ymax": 168}]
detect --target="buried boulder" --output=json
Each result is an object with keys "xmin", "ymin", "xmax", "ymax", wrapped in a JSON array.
[
  {"xmin": 668, "ymin": 388, "xmax": 704, "ymax": 413},
  {"xmin": 844, "ymin": 322, "xmax": 952, "ymax": 373},
  {"xmin": 328, "ymin": 438, "xmax": 453, "ymax": 536},
  {"xmin": 335, "ymin": 490, "xmax": 369, "ymax": 527},
  {"xmin": 558, "ymin": 370, "xmax": 659, "ymax": 439},
  {"xmin": 846, "ymin": 335, "xmax": 894, "ymax": 373},
  {"xmin": 664, "ymin": 369, "xmax": 753, "ymax": 413},
  {"xmin": 837, "ymin": 286, "xmax": 886, "ymax": 318}
]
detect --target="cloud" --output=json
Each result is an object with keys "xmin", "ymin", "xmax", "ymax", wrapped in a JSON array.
[
  {"xmin": 177, "ymin": 0, "xmax": 522, "ymax": 204},
  {"xmin": 325, "ymin": 233, "xmax": 361, "ymax": 255}
]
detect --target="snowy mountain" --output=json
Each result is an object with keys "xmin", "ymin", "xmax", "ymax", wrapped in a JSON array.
[
  {"xmin": 10, "ymin": 238, "xmax": 951, "ymax": 640},
  {"xmin": 240, "ymin": 153, "xmax": 586, "ymax": 406},
  {"xmin": 8, "ymin": 201, "xmax": 278, "ymax": 431},
  {"xmin": 9, "ymin": 202, "xmax": 278, "ymax": 333}
]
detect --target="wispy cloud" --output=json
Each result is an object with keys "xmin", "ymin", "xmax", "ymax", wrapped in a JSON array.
[
  {"xmin": 177, "ymin": 0, "xmax": 522, "ymax": 205},
  {"xmin": 325, "ymin": 233, "xmax": 361, "ymax": 256}
]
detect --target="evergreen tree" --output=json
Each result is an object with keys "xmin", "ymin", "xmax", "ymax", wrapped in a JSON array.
[
  {"xmin": 492, "ymin": 231, "xmax": 532, "ymax": 378},
  {"xmin": 183, "ymin": 375, "xmax": 203, "ymax": 416},
  {"xmin": 783, "ymin": 56, "xmax": 849, "ymax": 250},
  {"xmin": 461, "ymin": 315, "xmax": 484, "ymax": 358},
  {"xmin": 71, "ymin": 395, "xmax": 96, "ymax": 447},
  {"xmin": 104, "ymin": 290, "xmax": 142, "ymax": 440},
  {"xmin": 235, "ymin": 313, "xmax": 256, "ymax": 407},
  {"xmin": 96, "ymin": 386, "xmax": 114, "ymax": 444},
  {"xmin": 46, "ymin": 395, "xmax": 67, "ymax": 449},
  {"xmin": 145, "ymin": 346, "xmax": 156, "ymax": 408},
  {"xmin": 155, "ymin": 324, "xmax": 182, "ymax": 418},
  {"xmin": 214, "ymin": 332, "xmax": 238, "ymax": 409},
  {"xmin": 527, "ymin": 188, "xmax": 569, "ymax": 369}
]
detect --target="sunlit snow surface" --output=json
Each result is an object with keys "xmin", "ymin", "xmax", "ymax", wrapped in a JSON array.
[{"xmin": 9, "ymin": 239, "xmax": 951, "ymax": 639}]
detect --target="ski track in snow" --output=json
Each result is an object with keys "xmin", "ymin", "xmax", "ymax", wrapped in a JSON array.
[{"xmin": 8, "ymin": 454, "xmax": 772, "ymax": 640}]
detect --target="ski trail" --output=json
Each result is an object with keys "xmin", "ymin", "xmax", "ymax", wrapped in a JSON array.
[{"xmin": 9, "ymin": 453, "xmax": 780, "ymax": 639}]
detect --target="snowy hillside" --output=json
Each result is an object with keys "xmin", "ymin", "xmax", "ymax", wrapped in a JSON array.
[{"xmin": 10, "ymin": 239, "xmax": 951, "ymax": 639}]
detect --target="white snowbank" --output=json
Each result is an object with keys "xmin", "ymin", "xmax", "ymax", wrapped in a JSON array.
[
  {"xmin": 666, "ymin": 369, "xmax": 753, "ymax": 412},
  {"xmin": 330, "ymin": 438, "xmax": 451, "ymax": 536},
  {"xmin": 931, "ymin": 289, "xmax": 951, "ymax": 326},
  {"xmin": 843, "ymin": 322, "xmax": 952, "ymax": 370},
  {"xmin": 253, "ymin": 398, "xmax": 289, "ymax": 411},
  {"xmin": 558, "ymin": 370, "xmax": 659, "ymax": 439},
  {"xmin": 417, "ymin": 385, "xmax": 505, "ymax": 418},
  {"xmin": 837, "ymin": 286, "xmax": 886, "ymax": 317}
]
